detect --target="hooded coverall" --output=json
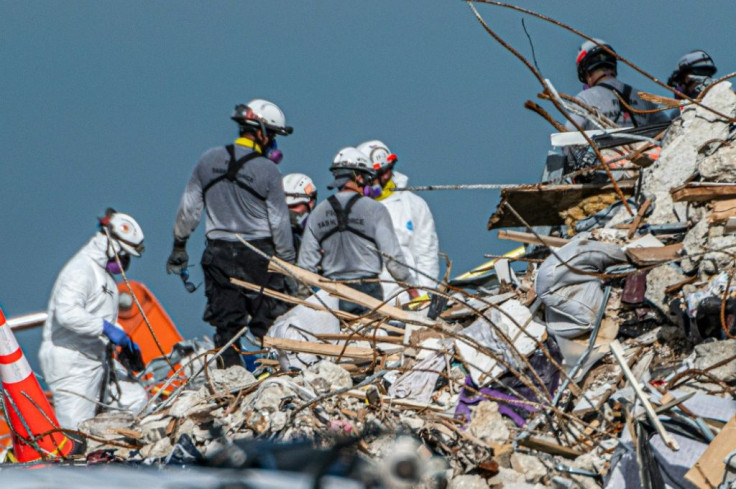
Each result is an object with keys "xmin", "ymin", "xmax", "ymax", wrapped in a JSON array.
[
  {"xmin": 375, "ymin": 171, "xmax": 439, "ymax": 304},
  {"xmin": 38, "ymin": 233, "xmax": 146, "ymax": 430}
]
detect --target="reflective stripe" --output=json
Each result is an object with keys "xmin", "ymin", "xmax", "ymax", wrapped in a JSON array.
[
  {"xmin": 0, "ymin": 324, "xmax": 21, "ymax": 356},
  {"xmin": 0, "ymin": 348, "xmax": 23, "ymax": 365},
  {"xmin": 0, "ymin": 359, "xmax": 32, "ymax": 384}
]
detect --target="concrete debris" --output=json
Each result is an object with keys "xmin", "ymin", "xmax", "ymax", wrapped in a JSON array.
[{"xmin": 25, "ymin": 76, "xmax": 736, "ymax": 489}]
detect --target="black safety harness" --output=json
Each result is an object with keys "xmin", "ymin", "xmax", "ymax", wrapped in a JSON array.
[
  {"xmin": 597, "ymin": 82, "xmax": 639, "ymax": 128},
  {"xmin": 318, "ymin": 194, "xmax": 380, "ymax": 263},
  {"xmin": 202, "ymin": 144, "xmax": 266, "ymax": 202}
]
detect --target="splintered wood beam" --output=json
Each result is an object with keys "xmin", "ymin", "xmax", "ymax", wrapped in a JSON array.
[
  {"xmin": 497, "ymin": 230, "xmax": 570, "ymax": 248},
  {"xmin": 265, "ymin": 256, "xmax": 435, "ymax": 326},
  {"xmin": 263, "ymin": 336, "xmax": 379, "ymax": 359},
  {"xmin": 625, "ymin": 243, "xmax": 683, "ymax": 266},
  {"xmin": 671, "ymin": 183, "xmax": 736, "ymax": 203}
]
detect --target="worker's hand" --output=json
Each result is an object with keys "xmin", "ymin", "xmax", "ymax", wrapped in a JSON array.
[
  {"xmin": 118, "ymin": 341, "xmax": 145, "ymax": 373},
  {"xmin": 407, "ymin": 288, "xmax": 421, "ymax": 300},
  {"xmin": 102, "ymin": 320, "xmax": 137, "ymax": 352},
  {"xmin": 166, "ymin": 239, "xmax": 189, "ymax": 275}
]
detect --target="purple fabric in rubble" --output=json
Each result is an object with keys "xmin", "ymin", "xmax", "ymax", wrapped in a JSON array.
[{"xmin": 454, "ymin": 338, "xmax": 563, "ymax": 428}]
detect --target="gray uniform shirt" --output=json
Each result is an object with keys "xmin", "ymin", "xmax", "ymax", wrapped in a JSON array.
[
  {"xmin": 298, "ymin": 191, "xmax": 415, "ymax": 282},
  {"xmin": 173, "ymin": 142, "xmax": 296, "ymax": 262},
  {"xmin": 565, "ymin": 78, "xmax": 672, "ymax": 131}
]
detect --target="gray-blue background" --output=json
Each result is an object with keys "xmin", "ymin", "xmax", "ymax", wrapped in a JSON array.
[{"xmin": 2, "ymin": 1, "xmax": 733, "ymax": 373}]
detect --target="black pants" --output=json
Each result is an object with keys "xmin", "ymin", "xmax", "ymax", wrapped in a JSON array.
[
  {"xmin": 201, "ymin": 238, "xmax": 289, "ymax": 368},
  {"xmin": 338, "ymin": 279, "xmax": 383, "ymax": 316}
]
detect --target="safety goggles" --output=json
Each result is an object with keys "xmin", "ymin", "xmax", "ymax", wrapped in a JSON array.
[{"xmin": 180, "ymin": 269, "xmax": 200, "ymax": 293}]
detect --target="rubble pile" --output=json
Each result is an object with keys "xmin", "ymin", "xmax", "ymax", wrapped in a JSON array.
[{"xmin": 72, "ymin": 82, "xmax": 736, "ymax": 489}]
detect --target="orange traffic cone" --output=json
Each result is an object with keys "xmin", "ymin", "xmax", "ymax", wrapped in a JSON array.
[{"xmin": 0, "ymin": 307, "xmax": 74, "ymax": 462}]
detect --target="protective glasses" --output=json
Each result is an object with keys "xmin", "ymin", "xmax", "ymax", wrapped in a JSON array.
[{"xmin": 180, "ymin": 269, "xmax": 200, "ymax": 293}]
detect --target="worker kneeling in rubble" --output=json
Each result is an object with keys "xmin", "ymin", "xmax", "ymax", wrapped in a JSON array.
[
  {"xmin": 298, "ymin": 147, "xmax": 419, "ymax": 314},
  {"xmin": 356, "ymin": 140, "xmax": 439, "ymax": 306},
  {"xmin": 39, "ymin": 209, "xmax": 147, "ymax": 430}
]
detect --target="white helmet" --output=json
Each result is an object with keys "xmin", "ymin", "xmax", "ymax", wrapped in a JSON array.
[
  {"xmin": 328, "ymin": 147, "xmax": 375, "ymax": 189},
  {"xmin": 100, "ymin": 209, "xmax": 145, "ymax": 258},
  {"xmin": 356, "ymin": 140, "xmax": 397, "ymax": 173},
  {"xmin": 231, "ymin": 98, "xmax": 293, "ymax": 136},
  {"xmin": 283, "ymin": 173, "xmax": 317, "ymax": 206}
]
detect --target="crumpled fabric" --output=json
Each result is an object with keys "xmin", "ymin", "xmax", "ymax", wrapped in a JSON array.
[
  {"xmin": 454, "ymin": 338, "xmax": 563, "ymax": 427},
  {"xmin": 269, "ymin": 289, "xmax": 341, "ymax": 370},
  {"xmin": 535, "ymin": 239, "xmax": 626, "ymax": 338},
  {"xmin": 388, "ymin": 343, "xmax": 452, "ymax": 403}
]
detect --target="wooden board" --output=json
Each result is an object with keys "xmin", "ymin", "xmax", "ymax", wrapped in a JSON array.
[
  {"xmin": 487, "ymin": 181, "xmax": 636, "ymax": 230},
  {"xmin": 671, "ymin": 183, "xmax": 736, "ymax": 203},
  {"xmin": 497, "ymin": 230, "xmax": 570, "ymax": 248},
  {"xmin": 625, "ymin": 243, "xmax": 683, "ymax": 266},
  {"xmin": 685, "ymin": 415, "xmax": 736, "ymax": 488},
  {"xmin": 263, "ymin": 336, "xmax": 382, "ymax": 359},
  {"xmin": 709, "ymin": 199, "xmax": 736, "ymax": 224},
  {"xmin": 265, "ymin": 256, "xmax": 435, "ymax": 326}
]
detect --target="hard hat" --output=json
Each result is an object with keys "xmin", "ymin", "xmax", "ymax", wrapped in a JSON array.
[
  {"xmin": 576, "ymin": 39, "xmax": 617, "ymax": 83},
  {"xmin": 356, "ymin": 140, "xmax": 398, "ymax": 173},
  {"xmin": 99, "ymin": 209, "xmax": 145, "ymax": 257},
  {"xmin": 328, "ymin": 147, "xmax": 375, "ymax": 189},
  {"xmin": 283, "ymin": 173, "xmax": 317, "ymax": 206},
  {"xmin": 670, "ymin": 50, "xmax": 717, "ymax": 84},
  {"xmin": 231, "ymin": 98, "xmax": 293, "ymax": 136}
]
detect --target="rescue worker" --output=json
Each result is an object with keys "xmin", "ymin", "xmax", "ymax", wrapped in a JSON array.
[
  {"xmin": 38, "ymin": 209, "xmax": 147, "ymax": 430},
  {"xmin": 282, "ymin": 172, "xmax": 318, "ymax": 253},
  {"xmin": 166, "ymin": 99, "xmax": 296, "ymax": 368},
  {"xmin": 667, "ymin": 49, "xmax": 718, "ymax": 99},
  {"xmin": 565, "ymin": 39, "xmax": 672, "ymax": 178},
  {"xmin": 298, "ymin": 147, "xmax": 419, "ymax": 315},
  {"xmin": 356, "ymin": 140, "xmax": 439, "ymax": 304},
  {"xmin": 567, "ymin": 39, "xmax": 671, "ymax": 132}
]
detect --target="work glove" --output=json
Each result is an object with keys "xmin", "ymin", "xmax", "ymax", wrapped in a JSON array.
[
  {"xmin": 102, "ymin": 320, "xmax": 137, "ymax": 350},
  {"xmin": 166, "ymin": 237, "xmax": 189, "ymax": 275}
]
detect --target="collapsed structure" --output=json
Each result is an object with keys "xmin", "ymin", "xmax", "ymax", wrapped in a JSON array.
[
  {"xmin": 4, "ymin": 80, "xmax": 726, "ymax": 489},
  {"xmin": 2, "ymin": 6, "xmax": 736, "ymax": 489}
]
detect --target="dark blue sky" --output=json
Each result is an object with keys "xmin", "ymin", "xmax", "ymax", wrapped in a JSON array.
[{"xmin": 2, "ymin": 1, "xmax": 733, "ymax": 371}]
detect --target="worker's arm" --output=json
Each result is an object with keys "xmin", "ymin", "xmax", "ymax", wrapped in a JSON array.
[
  {"xmin": 264, "ymin": 164, "xmax": 296, "ymax": 263},
  {"xmin": 374, "ymin": 205, "xmax": 416, "ymax": 286},
  {"xmin": 408, "ymin": 196, "xmax": 440, "ymax": 289},
  {"xmin": 296, "ymin": 218, "xmax": 321, "ymax": 273},
  {"xmin": 173, "ymin": 155, "xmax": 207, "ymax": 242},
  {"xmin": 52, "ymin": 273, "xmax": 106, "ymax": 337}
]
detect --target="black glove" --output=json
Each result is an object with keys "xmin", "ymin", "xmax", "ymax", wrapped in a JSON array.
[{"xmin": 166, "ymin": 237, "xmax": 189, "ymax": 275}]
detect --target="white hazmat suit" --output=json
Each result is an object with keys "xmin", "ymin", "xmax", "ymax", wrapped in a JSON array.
[
  {"xmin": 376, "ymin": 171, "xmax": 440, "ymax": 304},
  {"xmin": 38, "ymin": 233, "xmax": 146, "ymax": 430}
]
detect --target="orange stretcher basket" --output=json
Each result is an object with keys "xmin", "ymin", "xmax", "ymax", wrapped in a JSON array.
[{"xmin": 117, "ymin": 281, "xmax": 184, "ymax": 365}]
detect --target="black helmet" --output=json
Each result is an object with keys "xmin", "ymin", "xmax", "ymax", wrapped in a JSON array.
[
  {"xmin": 667, "ymin": 50, "xmax": 717, "ymax": 87},
  {"xmin": 576, "ymin": 39, "xmax": 617, "ymax": 83}
]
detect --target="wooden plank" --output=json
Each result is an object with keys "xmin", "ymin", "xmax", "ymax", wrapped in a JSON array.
[
  {"xmin": 263, "ymin": 336, "xmax": 379, "ymax": 359},
  {"xmin": 708, "ymin": 199, "xmax": 736, "ymax": 224},
  {"xmin": 627, "ymin": 198, "xmax": 652, "ymax": 240},
  {"xmin": 610, "ymin": 340, "xmax": 679, "ymax": 451},
  {"xmin": 315, "ymin": 333, "xmax": 404, "ymax": 344},
  {"xmin": 518, "ymin": 436, "xmax": 583, "ymax": 459},
  {"xmin": 671, "ymin": 183, "xmax": 736, "ymax": 203},
  {"xmin": 487, "ymin": 180, "xmax": 636, "ymax": 230},
  {"xmin": 625, "ymin": 243, "xmax": 683, "ymax": 266},
  {"xmin": 497, "ymin": 230, "xmax": 570, "ymax": 248},
  {"xmin": 231, "ymin": 277, "xmax": 358, "ymax": 321},
  {"xmin": 664, "ymin": 275, "xmax": 697, "ymax": 295},
  {"xmin": 685, "ymin": 415, "xmax": 736, "ymax": 488},
  {"xmin": 265, "ymin": 256, "xmax": 435, "ymax": 326}
]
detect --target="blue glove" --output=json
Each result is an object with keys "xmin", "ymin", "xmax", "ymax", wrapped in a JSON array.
[{"xmin": 102, "ymin": 320, "xmax": 135, "ymax": 350}]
